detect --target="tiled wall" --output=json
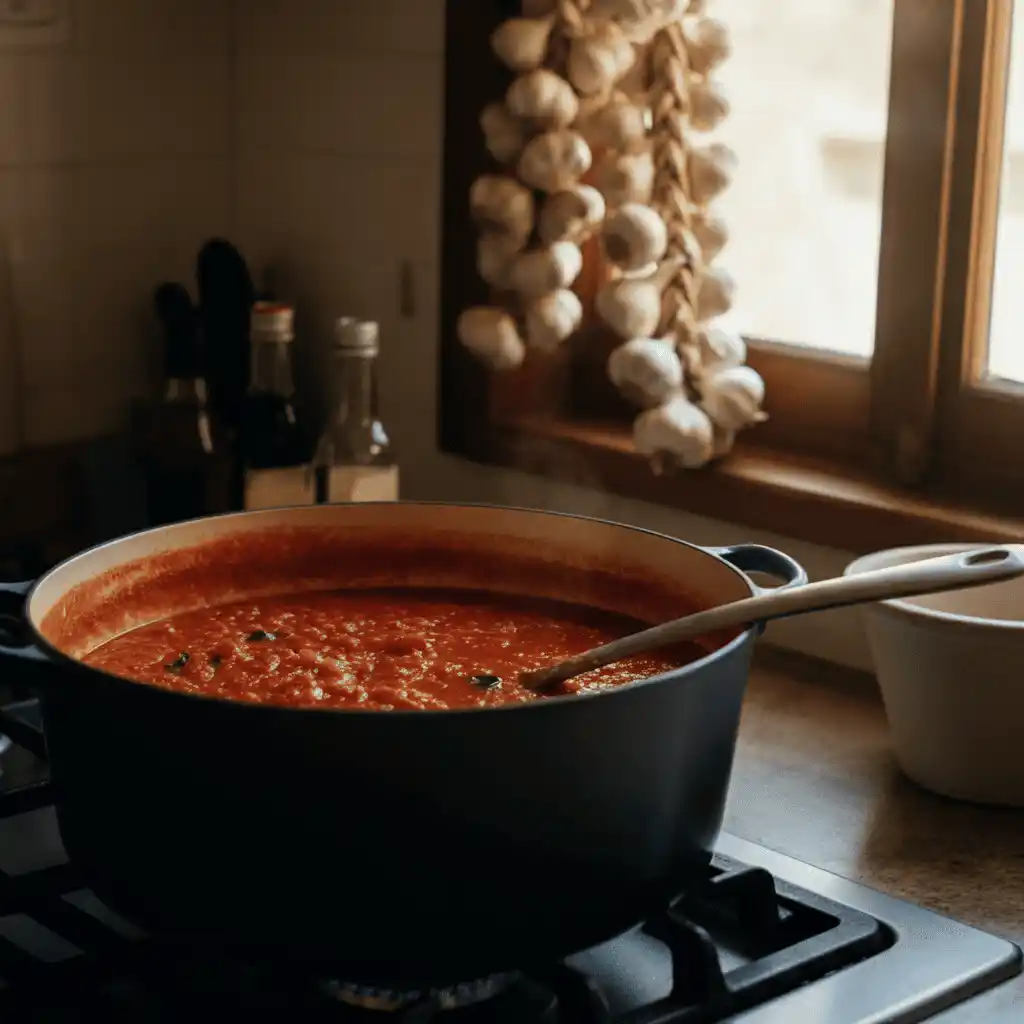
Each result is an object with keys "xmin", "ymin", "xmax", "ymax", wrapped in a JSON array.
[
  {"xmin": 0, "ymin": 0, "xmax": 446, "ymax": 495},
  {"xmin": 0, "ymin": 0, "xmax": 233, "ymax": 455},
  {"xmin": 231, "ymin": 0, "xmax": 445, "ymax": 495}
]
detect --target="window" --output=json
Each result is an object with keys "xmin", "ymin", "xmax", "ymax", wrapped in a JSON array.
[
  {"xmin": 934, "ymin": 0, "xmax": 1024, "ymax": 500},
  {"xmin": 439, "ymin": 1, "xmax": 1024, "ymax": 546},
  {"xmin": 707, "ymin": 0, "xmax": 892, "ymax": 359}
]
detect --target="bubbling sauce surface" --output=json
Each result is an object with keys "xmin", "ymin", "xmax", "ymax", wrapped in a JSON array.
[{"xmin": 84, "ymin": 587, "xmax": 706, "ymax": 710}]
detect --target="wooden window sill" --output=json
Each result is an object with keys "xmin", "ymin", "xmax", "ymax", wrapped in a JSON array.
[{"xmin": 478, "ymin": 415, "xmax": 1024, "ymax": 553}]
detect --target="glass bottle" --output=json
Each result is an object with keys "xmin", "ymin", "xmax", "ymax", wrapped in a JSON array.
[
  {"xmin": 236, "ymin": 301, "xmax": 316, "ymax": 510},
  {"xmin": 315, "ymin": 318, "xmax": 399, "ymax": 503}
]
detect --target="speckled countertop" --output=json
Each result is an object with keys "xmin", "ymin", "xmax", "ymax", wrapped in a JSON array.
[{"xmin": 731, "ymin": 653, "xmax": 1024, "ymax": 1021}]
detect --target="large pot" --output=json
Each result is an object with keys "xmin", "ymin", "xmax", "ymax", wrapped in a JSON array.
[{"xmin": 0, "ymin": 503, "xmax": 804, "ymax": 986}]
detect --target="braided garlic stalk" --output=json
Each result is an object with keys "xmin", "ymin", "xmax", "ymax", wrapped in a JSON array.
[
  {"xmin": 457, "ymin": 0, "xmax": 766, "ymax": 471},
  {"xmin": 617, "ymin": 2, "xmax": 766, "ymax": 470}
]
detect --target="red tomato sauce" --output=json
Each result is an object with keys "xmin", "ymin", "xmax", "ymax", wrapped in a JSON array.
[{"xmin": 83, "ymin": 588, "xmax": 707, "ymax": 710}]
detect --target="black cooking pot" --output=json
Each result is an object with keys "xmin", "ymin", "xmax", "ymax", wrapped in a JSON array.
[{"xmin": 0, "ymin": 503, "xmax": 805, "ymax": 986}]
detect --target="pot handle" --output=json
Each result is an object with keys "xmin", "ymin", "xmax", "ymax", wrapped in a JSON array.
[
  {"xmin": 709, "ymin": 544, "xmax": 808, "ymax": 594},
  {"xmin": 0, "ymin": 579, "xmax": 49, "ymax": 667}
]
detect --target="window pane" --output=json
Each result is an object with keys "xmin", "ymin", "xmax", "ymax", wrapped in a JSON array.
[
  {"xmin": 706, "ymin": 0, "xmax": 894, "ymax": 357},
  {"xmin": 987, "ymin": 6, "xmax": 1024, "ymax": 383}
]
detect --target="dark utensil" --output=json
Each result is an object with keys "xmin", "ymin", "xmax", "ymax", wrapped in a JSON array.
[
  {"xmin": 153, "ymin": 282, "xmax": 200, "ymax": 378},
  {"xmin": 0, "ymin": 503, "xmax": 805, "ymax": 988},
  {"xmin": 153, "ymin": 281, "xmax": 196, "ymax": 332},
  {"xmin": 196, "ymin": 239, "xmax": 255, "ymax": 429}
]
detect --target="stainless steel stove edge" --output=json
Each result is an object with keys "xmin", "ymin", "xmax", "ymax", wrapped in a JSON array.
[{"xmin": 718, "ymin": 834, "xmax": 1023, "ymax": 1024}]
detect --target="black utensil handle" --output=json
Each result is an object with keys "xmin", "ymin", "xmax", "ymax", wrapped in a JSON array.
[
  {"xmin": 710, "ymin": 544, "xmax": 808, "ymax": 594},
  {"xmin": 0, "ymin": 580, "xmax": 49, "ymax": 668}
]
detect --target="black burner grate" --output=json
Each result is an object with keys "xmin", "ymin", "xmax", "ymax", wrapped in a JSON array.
[{"xmin": 0, "ymin": 699, "xmax": 894, "ymax": 1022}]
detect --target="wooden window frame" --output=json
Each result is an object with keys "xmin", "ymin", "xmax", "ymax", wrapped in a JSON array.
[
  {"xmin": 439, "ymin": 0, "xmax": 1024, "ymax": 552},
  {"xmin": 933, "ymin": 0, "xmax": 1024, "ymax": 499}
]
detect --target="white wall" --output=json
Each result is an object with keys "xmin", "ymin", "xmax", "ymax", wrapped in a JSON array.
[{"xmin": 0, "ymin": 0, "xmax": 234, "ymax": 454}]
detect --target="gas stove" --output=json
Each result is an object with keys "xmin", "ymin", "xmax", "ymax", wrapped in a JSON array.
[{"xmin": 0, "ymin": 698, "xmax": 1020, "ymax": 1022}]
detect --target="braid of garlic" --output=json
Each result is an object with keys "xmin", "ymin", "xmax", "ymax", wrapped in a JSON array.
[
  {"xmin": 557, "ymin": 0, "xmax": 590, "ymax": 36},
  {"xmin": 650, "ymin": 17, "xmax": 703, "ymax": 385}
]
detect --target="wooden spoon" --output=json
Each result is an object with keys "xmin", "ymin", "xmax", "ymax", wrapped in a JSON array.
[{"xmin": 520, "ymin": 545, "xmax": 1024, "ymax": 692}]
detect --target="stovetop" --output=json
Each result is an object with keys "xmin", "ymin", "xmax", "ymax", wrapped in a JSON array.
[{"xmin": 0, "ymin": 698, "xmax": 1020, "ymax": 1022}]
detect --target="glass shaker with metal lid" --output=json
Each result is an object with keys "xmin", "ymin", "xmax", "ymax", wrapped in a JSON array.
[{"xmin": 314, "ymin": 318, "xmax": 399, "ymax": 503}]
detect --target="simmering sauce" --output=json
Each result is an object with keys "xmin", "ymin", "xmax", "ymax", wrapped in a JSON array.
[{"xmin": 84, "ymin": 588, "xmax": 706, "ymax": 710}]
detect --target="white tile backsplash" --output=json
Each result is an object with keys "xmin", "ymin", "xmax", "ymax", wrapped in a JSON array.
[
  {"xmin": 236, "ymin": 53, "xmax": 442, "ymax": 158},
  {"xmin": 0, "ymin": 53, "xmax": 82, "ymax": 168},
  {"xmin": 236, "ymin": 0, "xmax": 445, "ymax": 57},
  {"xmin": 0, "ymin": 169, "xmax": 78, "ymax": 409},
  {"xmin": 73, "ymin": 158, "xmax": 233, "ymax": 273},
  {"xmin": 230, "ymin": 0, "xmax": 446, "ymax": 463},
  {"xmin": 235, "ymin": 148, "xmax": 439, "ymax": 426},
  {"xmin": 19, "ymin": 53, "xmax": 83, "ymax": 166},
  {"xmin": 77, "ymin": 54, "xmax": 230, "ymax": 161},
  {"xmin": 74, "ymin": 0, "xmax": 232, "ymax": 54},
  {"xmin": 0, "ymin": 0, "xmax": 233, "ymax": 447},
  {"xmin": 0, "ymin": 0, "xmax": 447, "ymax": 450}
]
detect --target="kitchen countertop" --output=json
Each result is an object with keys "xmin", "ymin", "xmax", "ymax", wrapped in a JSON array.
[{"xmin": 732, "ymin": 652, "xmax": 1024, "ymax": 1021}]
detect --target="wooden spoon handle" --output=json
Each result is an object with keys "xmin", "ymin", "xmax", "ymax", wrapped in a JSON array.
[{"xmin": 521, "ymin": 545, "xmax": 1024, "ymax": 691}]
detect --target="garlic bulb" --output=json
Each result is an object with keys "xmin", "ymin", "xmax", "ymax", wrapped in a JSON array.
[
  {"xmin": 596, "ymin": 257, "xmax": 683, "ymax": 338},
  {"xmin": 479, "ymin": 103, "xmax": 526, "ymax": 165},
  {"xmin": 507, "ymin": 69, "xmax": 579, "ymax": 130},
  {"xmin": 593, "ymin": 149, "xmax": 655, "ymax": 206},
  {"xmin": 509, "ymin": 242, "xmax": 583, "ymax": 299},
  {"xmin": 633, "ymin": 397, "xmax": 714, "ymax": 469},
  {"xmin": 688, "ymin": 79, "xmax": 730, "ymax": 132},
  {"xmin": 694, "ymin": 325, "xmax": 746, "ymax": 372},
  {"xmin": 525, "ymin": 289, "xmax": 584, "ymax": 352},
  {"xmin": 615, "ymin": 59, "xmax": 649, "ymax": 103},
  {"xmin": 457, "ymin": 308, "xmax": 526, "ymax": 371},
  {"xmin": 491, "ymin": 15, "xmax": 555, "ymax": 71},
  {"xmin": 577, "ymin": 96, "xmax": 650, "ymax": 152},
  {"xmin": 696, "ymin": 266, "xmax": 736, "ymax": 321},
  {"xmin": 691, "ymin": 208, "xmax": 729, "ymax": 263},
  {"xmin": 477, "ymin": 234, "xmax": 523, "ymax": 290},
  {"xmin": 567, "ymin": 21, "xmax": 636, "ymax": 96},
  {"xmin": 684, "ymin": 16, "xmax": 732, "ymax": 77},
  {"xmin": 688, "ymin": 142, "xmax": 737, "ymax": 205},
  {"xmin": 589, "ymin": 0, "xmax": 690, "ymax": 43},
  {"xmin": 607, "ymin": 338, "xmax": 683, "ymax": 407},
  {"xmin": 469, "ymin": 175, "xmax": 534, "ymax": 241},
  {"xmin": 518, "ymin": 130, "xmax": 593, "ymax": 193},
  {"xmin": 699, "ymin": 365, "xmax": 767, "ymax": 432},
  {"xmin": 711, "ymin": 425, "xmax": 735, "ymax": 459},
  {"xmin": 538, "ymin": 185, "xmax": 606, "ymax": 245},
  {"xmin": 602, "ymin": 203, "xmax": 668, "ymax": 272}
]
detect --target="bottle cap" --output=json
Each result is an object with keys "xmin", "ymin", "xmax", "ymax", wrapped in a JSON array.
[
  {"xmin": 251, "ymin": 301, "xmax": 295, "ymax": 343},
  {"xmin": 335, "ymin": 318, "xmax": 379, "ymax": 356}
]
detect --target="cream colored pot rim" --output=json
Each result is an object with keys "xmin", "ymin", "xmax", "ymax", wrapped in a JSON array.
[
  {"xmin": 845, "ymin": 542, "xmax": 1024, "ymax": 632},
  {"xmin": 19, "ymin": 502, "xmax": 763, "ymax": 719}
]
